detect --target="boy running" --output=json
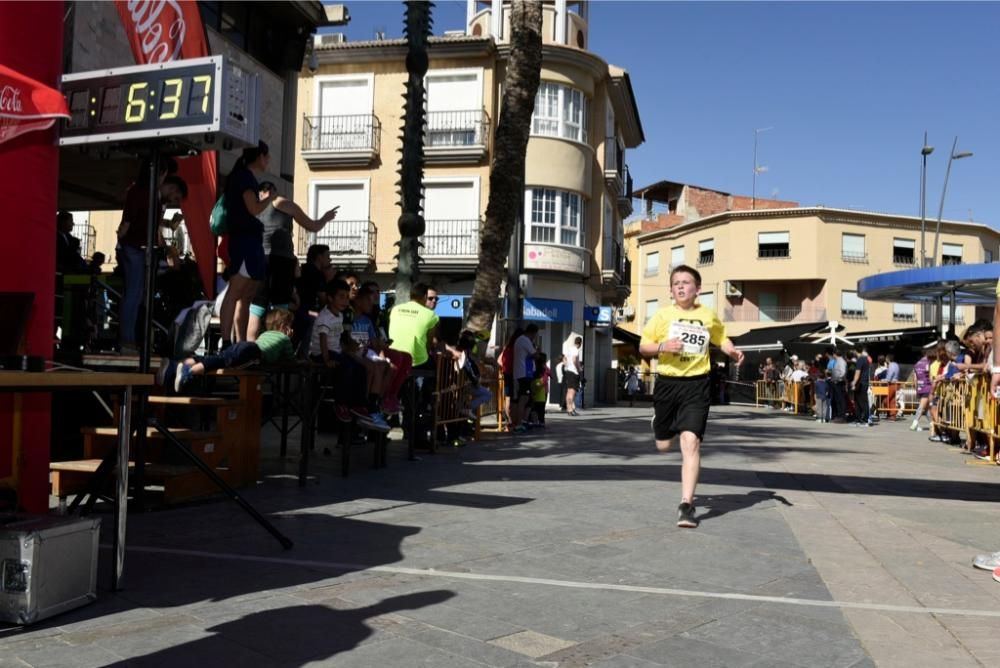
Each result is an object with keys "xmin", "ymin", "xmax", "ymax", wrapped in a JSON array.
[{"xmin": 639, "ymin": 265, "xmax": 744, "ymax": 528}]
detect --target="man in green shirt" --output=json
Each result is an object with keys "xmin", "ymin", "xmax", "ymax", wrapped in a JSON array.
[{"xmin": 388, "ymin": 282, "xmax": 441, "ymax": 369}]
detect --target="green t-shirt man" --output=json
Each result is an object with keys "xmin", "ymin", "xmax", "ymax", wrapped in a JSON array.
[{"xmin": 388, "ymin": 300, "xmax": 439, "ymax": 367}]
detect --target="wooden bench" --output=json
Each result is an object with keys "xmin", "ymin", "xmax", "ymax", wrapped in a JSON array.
[{"xmin": 49, "ymin": 459, "xmax": 224, "ymax": 504}]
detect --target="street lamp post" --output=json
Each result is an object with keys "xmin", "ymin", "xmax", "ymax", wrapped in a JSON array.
[
  {"xmin": 918, "ymin": 132, "xmax": 933, "ymax": 268},
  {"xmin": 931, "ymin": 136, "xmax": 973, "ymax": 265},
  {"xmin": 752, "ymin": 126, "xmax": 772, "ymax": 210}
]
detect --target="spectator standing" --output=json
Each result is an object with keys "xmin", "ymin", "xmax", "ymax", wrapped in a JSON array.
[
  {"xmin": 829, "ymin": 348, "xmax": 848, "ymax": 422},
  {"xmin": 510, "ymin": 324, "xmax": 539, "ymax": 432},
  {"xmin": 884, "ymin": 353, "xmax": 901, "ymax": 420},
  {"xmin": 117, "ymin": 171, "xmax": 188, "ymax": 354},
  {"xmin": 815, "ymin": 370, "xmax": 831, "ymax": 423},
  {"xmin": 246, "ymin": 183, "xmax": 337, "ymax": 341},
  {"xmin": 218, "ymin": 141, "xmax": 273, "ymax": 348},
  {"xmin": 624, "ymin": 366, "xmax": 641, "ymax": 406},
  {"xmin": 562, "ymin": 333, "xmax": 583, "ymax": 416},
  {"xmin": 850, "ymin": 347, "xmax": 872, "ymax": 426}
]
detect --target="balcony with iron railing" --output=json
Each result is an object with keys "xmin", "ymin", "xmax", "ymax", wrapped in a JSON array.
[
  {"xmin": 617, "ymin": 165, "xmax": 633, "ymax": 216},
  {"xmin": 758, "ymin": 247, "xmax": 790, "ymax": 259},
  {"xmin": 723, "ymin": 306, "xmax": 827, "ymax": 323},
  {"xmin": 893, "ymin": 254, "xmax": 916, "ymax": 266},
  {"xmin": 424, "ymin": 109, "xmax": 490, "ymax": 163},
  {"xmin": 302, "ymin": 114, "xmax": 381, "ymax": 167},
  {"xmin": 841, "ymin": 251, "xmax": 868, "ymax": 263},
  {"xmin": 840, "ymin": 309, "xmax": 867, "ymax": 320},
  {"xmin": 603, "ymin": 137, "xmax": 624, "ymax": 197},
  {"xmin": 421, "ymin": 219, "xmax": 480, "ymax": 269},
  {"xmin": 892, "ymin": 312, "xmax": 918, "ymax": 322},
  {"xmin": 314, "ymin": 220, "xmax": 376, "ymax": 266}
]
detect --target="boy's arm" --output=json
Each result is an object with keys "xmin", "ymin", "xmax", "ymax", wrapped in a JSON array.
[{"xmin": 319, "ymin": 333, "xmax": 335, "ymax": 366}]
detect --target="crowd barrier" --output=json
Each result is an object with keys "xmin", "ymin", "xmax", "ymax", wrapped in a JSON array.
[
  {"xmin": 476, "ymin": 364, "xmax": 504, "ymax": 437},
  {"xmin": 932, "ymin": 375, "xmax": 999, "ymax": 464},
  {"xmin": 754, "ymin": 381, "xmax": 814, "ymax": 414}
]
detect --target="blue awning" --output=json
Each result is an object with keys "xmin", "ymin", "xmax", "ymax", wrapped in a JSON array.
[{"xmin": 857, "ymin": 263, "xmax": 1000, "ymax": 305}]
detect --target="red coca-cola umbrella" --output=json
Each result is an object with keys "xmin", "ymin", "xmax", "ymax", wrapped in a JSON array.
[{"xmin": 0, "ymin": 63, "xmax": 69, "ymax": 145}]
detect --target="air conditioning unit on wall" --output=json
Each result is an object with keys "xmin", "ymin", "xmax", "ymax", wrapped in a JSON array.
[{"xmin": 725, "ymin": 280, "xmax": 743, "ymax": 298}]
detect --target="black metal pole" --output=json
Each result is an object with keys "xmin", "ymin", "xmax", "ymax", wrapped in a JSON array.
[
  {"xmin": 148, "ymin": 415, "xmax": 293, "ymax": 550},
  {"xmin": 133, "ymin": 147, "xmax": 161, "ymax": 509}
]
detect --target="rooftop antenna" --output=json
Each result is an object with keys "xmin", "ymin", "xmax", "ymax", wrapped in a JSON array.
[{"xmin": 752, "ymin": 126, "xmax": 773, "ymax": 210}]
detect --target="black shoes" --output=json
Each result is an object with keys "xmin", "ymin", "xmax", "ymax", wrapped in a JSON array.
[{"xmin": 677, "ymin": 502, "xmax": 698, "ymax": 528}]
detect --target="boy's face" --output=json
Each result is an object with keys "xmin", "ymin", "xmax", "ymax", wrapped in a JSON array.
[
  {"xmin": 330, "ymin": 289, "xmax": 350, "ymax": 313},
  {"xmin": 670, "ymin": 271, "xmax": 699, "ymax": 304}
]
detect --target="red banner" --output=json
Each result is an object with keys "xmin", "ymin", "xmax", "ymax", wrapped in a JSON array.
[
  {"xmin": 114, "ymin": 0, "xmax": 217, "ymax": 297},
  {"xmin": 0, "ymin": 64, "xmax": 69, "ymax": 145}
]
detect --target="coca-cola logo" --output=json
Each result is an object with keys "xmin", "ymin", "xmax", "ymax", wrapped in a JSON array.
[
  {"xmin": 0, "ymin": 85, "xmax": 22, "ymax": 114},
  {"xmin": 121, "ymin": 0, "xmax": 187, "ymax": 63}
]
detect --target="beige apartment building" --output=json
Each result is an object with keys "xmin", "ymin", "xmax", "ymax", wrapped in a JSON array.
[
  {"xmin": 621, "ymin": 188, "xmax": 1000, "ymax": 340},
  {"xmin": 296, "ymin": 0, "xmax": 643, "ymax": 402}
]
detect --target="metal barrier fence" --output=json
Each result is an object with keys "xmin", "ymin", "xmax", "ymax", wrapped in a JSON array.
[
  {"xmin": 930, "ymin": 375, "xmax": 998, "ymax": 464},
  {"xmin": 476, "ymin": 364, "xmax": 504, "ymax": 436}
]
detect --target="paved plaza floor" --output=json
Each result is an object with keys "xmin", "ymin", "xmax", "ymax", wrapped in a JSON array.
[{"xmin": 3, "ymin": 404, "xmax": 1000, "ymax": 667}]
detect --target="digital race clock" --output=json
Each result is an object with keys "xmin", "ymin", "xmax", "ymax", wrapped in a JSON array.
[{"xmin": 59, "ymin": 55, "xmax": 260, "ymax": 149}]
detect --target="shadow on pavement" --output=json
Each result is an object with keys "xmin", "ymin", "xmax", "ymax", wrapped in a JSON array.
[
  {"xmin": 101, "ymin": 591, "xmax": 456, "ymax": 667},
  {"xmin": 696, "ymin": 490, "xmax": 794, "ymax": 522}
]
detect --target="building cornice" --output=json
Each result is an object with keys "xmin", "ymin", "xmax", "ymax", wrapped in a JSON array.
[
  {"xmin": 607, "ymin": 66, "xmax": 643, "ymax": 147},
  {"xmin": 314, "ymin": 36, "xmax": 496, "ymax": 66},
  {"xmin": 636, "ymin": 206, "xmax": 1000, "ymax": 246}
]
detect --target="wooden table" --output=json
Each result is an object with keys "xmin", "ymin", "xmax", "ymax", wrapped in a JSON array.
[{"xmin": 0, "ymin": 370, "xmax": 154, "ymax": 590}]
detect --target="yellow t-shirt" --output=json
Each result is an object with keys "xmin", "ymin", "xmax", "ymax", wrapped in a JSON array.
[
  {"xmin": 388, "ymin": 300, "xmax": 440, "ymax": 367},
  {"xmin": 640, "ymin": 303, "xmax": 727, "ymax": 377},
  {"xmin": 995, "ymin": 278, "xmax": 999, "ymax": 296}
]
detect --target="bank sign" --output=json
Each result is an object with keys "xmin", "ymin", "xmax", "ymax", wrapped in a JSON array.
[{"xmin": 523, "ymin": 298, "xmax": 573, "ymax": 322}]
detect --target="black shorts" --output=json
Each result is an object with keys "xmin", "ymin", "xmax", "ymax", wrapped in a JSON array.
[
  {"xmin": 564, "ymin": 371, "xmax": 580, "ymax": 390},
  {"xmin": 653, "ymin": 373, "xmax": 711, "ymax": 441},
  {"xmin": 516, "ymin": 377, "xmax": 532, "ymax": 398},
  {"xmin": 503, "ymin": 372, "xmax": 514, "ymax": 398}
]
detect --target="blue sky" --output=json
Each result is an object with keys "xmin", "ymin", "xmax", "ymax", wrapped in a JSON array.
[{"xmin": 326, "ymin": 1, "xmax": 1000, "ymax": 226}]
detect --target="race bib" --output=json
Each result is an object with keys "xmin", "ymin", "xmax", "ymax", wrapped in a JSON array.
[{"xmin": 668, "ymin": 322, "xmax": 709, "ymax": 355}]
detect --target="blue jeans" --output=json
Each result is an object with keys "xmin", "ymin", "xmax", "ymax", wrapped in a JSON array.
[
  {"xmin": 118, "ymin": 244, "xmax": 145, "ymax": 346},
  {"xmin": 195, "ymin": 342, "xmax": 260, "ymax": 372}
]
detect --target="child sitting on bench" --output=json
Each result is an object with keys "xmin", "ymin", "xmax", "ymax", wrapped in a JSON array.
[{"xmin": 158, "ymin": 308, "xmax": 295, "ymax": 392}]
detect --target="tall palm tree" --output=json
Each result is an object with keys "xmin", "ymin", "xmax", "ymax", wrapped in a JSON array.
[
  {"xmin": 394, "ymin": 0, "xmax": 433, "ymax": 300},
  {"xmin": 464, "ymin": 0, "xmax": 542, "ymax": 336}
]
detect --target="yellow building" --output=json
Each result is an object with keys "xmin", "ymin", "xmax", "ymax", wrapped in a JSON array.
[
  {"xmin": 297, "ymin": 0, "xmax": 643, "ymax": 403},
  {"xmin": 622, "ymin": 200, "xmax": 1000, "ymax": 341}
]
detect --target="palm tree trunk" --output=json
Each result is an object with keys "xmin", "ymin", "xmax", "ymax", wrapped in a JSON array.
[
  {"xmin": 465, "ymin": 0, "xmax": 542, "ymax": 336},
  {"xmin": 394, "ymin": 1, "xmax": 433, "ymax": 300}
]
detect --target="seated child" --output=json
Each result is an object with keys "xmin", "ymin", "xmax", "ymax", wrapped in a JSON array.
[
  {"xmin": 309, "ymin": 279, "xmax": 388, "ymax": 431},
  {"xmin": 457, "ymin": 329, "xmax": 492, "ymax": 417},
  {"xmin": 159, "ymin": 308, "xmax": 295, "ymax": 392},
  {"xmin": 350, "ymin": 284, "xmax": 396, "ymax": 417}
]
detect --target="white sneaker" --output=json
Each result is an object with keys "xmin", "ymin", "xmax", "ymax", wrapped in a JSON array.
[
  {"xmin": 909, "ymin": 421, "xmax": 918, "ymax": 431},
  {"xmin": 973, "ymin": 551, "xmax": 1000, "ymax": 570}
]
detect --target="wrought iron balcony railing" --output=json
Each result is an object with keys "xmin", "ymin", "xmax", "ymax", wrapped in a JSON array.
[
  {"xmin": 303, "ymin": 114, "xmax": 381, "ymax": 153},
  {"xmin": 314, "ymin": 220, "xmax": 376, "ymax": 260},
  {"xmin": 723, "ymin": 306, "xmax": 827, "ymax": 322},
  {"xmin": 425, "ymin": 109, "xmax": 490, "ymax": 149},
  {"xmin": 421, "ymin": 219, "xmax": 480, "ymax": 257}
]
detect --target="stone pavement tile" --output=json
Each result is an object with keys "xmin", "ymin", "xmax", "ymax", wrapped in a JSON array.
[
  {"xmin": 58, "ymin": 612, "xmax": 201, "ymax": 646},
  {"xmin": 682, "ymin": 607, "xmax": 864, "ymax": 666},
  {"xmin": 841, "ymin": 609, "xmax": 979, "ymax": 668},
  {"xmin": 183, "ymin": 593, "xmax": 311, "ymax": 625},
  {"xmin": 628, "ymin": 635, "xmax": 765, "ymax": 667},
  {"xmin": 10, "ymin": 640, "xmax": 123, "ymax": 668},
  {"xmin": 301, "ymin": 634, "xmax": 487, "ymax": 667},
  {"xmin": 390, "ymin": 601, "xmax": 524, "ymax": 641},
  {"xmin": 488, "ymin": 629, "xmax": 576, "ymax": 658},
  {"xmin": 588, "ymin": 654, "xmax": 665, "ymax": 668},
  {"xmin": 411, "ymin": 627, "xmax": 545, "ymax": 666},
  {"xmin": 0, "ymin": 659, "xmax": 30, "ymax": 668}
]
